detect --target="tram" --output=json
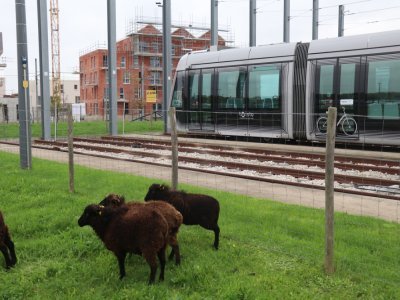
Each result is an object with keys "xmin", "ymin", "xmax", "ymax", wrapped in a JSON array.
[{"xmin": 169, "ymin": 30, "xmax": 400, "ymax": 146}]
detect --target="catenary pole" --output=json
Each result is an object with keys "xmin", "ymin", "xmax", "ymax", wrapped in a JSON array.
[
  {"xmin": 211, "ymin": 0, "xmax": 218, "ymax": 47},
  {"xmin": 283, "ymin": 0, "xmax": 290, "ymax": 43},
  {"xmin": 312, "ymin": 0, "xmax": 319, "ymax": 40},
  {"xmin": 15, "ymin": 0, "xmax": 32, "ymax": 169},
  {"xmin": 162, "ymin": 0, "xmax": 172, "ymax": 133},
  {"xmin": 107, "ymin": 0, "xmax": 117, "ymax": 135},
  {"xmin": 249, "ymin": 0, "xmax": 256, "ymax": 46},
  {"xmin": 338, "ymin": 5, "xmax": 344, "ymax": 37},
  {"xmin": 37, "ymin": 0, "xmax": 51, "ymax": 140}
]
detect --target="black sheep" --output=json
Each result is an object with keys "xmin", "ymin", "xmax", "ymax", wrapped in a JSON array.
[
  {"xmin": 144, "ymin": 184, "xmax": 220, "ymax": 250},
  {"xmin": 78, "ymin": 204, "xmax": 168, "ymax": 284},
  {"xmin": 0, "ymin": 210, "xmax": 17, "ymax": 269},
  {"xmin": 99, "ymin": 194, "xmax": 183, "ymax": 265}
]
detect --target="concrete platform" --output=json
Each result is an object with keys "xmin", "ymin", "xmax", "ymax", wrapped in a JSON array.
[{"xmin": 1, "ymin": 141, "xmax": 399, "ymax": 223}]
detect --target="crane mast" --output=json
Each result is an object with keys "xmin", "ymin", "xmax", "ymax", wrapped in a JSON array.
[{"xmin": 50, "ymin": 0, "xmax": 61, "ymax": 107}]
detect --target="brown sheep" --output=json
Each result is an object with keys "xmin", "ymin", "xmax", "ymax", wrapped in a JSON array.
[
  {"xmin": 144, "ymin": 184, "xmax": 220, "ymax": 250},
  {"xmin": 0, "ymin": 211, "xmax": 17, "ymax": 269},
  {"xmin": 78, "ymin": 204, "xmax": 168, "ymax": 284},
  {"xmin": 99, "ymin": 194, "xmax": 183, "ymax": 265}
]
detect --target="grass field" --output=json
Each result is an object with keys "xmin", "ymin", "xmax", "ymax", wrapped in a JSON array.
[
  {"xmin": 0, "ymin": 120, "xmax": 163, "ymax": 139},
  {"xmin": 0, "ymin": 151, "xmax": 399, "ymax": 299}
]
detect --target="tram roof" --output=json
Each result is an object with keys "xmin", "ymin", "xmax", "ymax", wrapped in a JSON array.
[
  {"xmin": 178, "ymin": 42, "xmax": 298, "ymax": 70},
  {"xmin": 308, "ymin": 30, "xmax": 400, "ymax": 59}
]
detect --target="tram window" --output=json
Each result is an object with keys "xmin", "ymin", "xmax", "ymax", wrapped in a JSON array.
[
  {"xmin": 316, "ymin": 63, "xmax": 335, "ymax": 112},
  {"xmin": 367, "ymin": 57, "xmax": 400, "ymax": 120},
  {"xmin": 248, "ymin": 64, "xmax": 281, "ymax": 110},
  {"xmin": 171, "ymin": 71, "xmax": 184, "ymax": 108},
  {"xmin": 217, "ymin": 68, "xmax": 246, "ymax": 110},
  {"xmin": 339, "ymin": 62, "xmax": 357, "ymax": 114},
  {"xmin": 201, "ymin": 72, "xmax": 212, "ymax": 110},
  {"xmin": 188, "ymin": 71, "xmax": 200, "ymax": 109}
]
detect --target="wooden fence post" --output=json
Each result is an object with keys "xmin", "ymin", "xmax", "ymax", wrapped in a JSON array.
[
  {"xmin": 67, "ymin": 104, "xmax": 74, "ymax": 193},
  {"xmin": 325, "ymin": 106, "xmax": 337, "ymax": 274},
  {"xmin": 169, "ymin": 107, "xmax": 178, "ymax": 190}
]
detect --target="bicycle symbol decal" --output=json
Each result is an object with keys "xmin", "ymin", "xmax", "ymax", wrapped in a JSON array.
[{"xmin": 316, "ymin": 107, "xmax": 357, "ymax": 136}]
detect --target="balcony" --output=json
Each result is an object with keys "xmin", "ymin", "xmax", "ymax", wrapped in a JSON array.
[
  {"xmin": 148, "ymin": 79, "xmax": 162, "ymax": 87},
  {"xmin": 84, "ymin": 80, "xmax": 99, "ymax": 86}
]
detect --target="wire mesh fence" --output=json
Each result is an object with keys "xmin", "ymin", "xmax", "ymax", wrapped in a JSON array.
[{"xmin": 0, "ymin": 107, "xmax": 399, "ymax": 281}]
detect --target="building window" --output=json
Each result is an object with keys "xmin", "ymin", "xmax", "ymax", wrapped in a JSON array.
[
  {"xmin": 94, "ymin": 103, "xmax": 98, "ymax": 115},
  {"xmin": 123, "ymin": 72, "xmax": 130, "ymax": 84},
  {"xmin": 74, "ymin": 84, "xmax": 78, "ymax": 90},
  {"xmin": 103, "ymin": 55, "xmax": 108, "ymax": 68},
  {"xmin": 139, "ymin": 41, "xmax": 148, "ymax": 52},
  {"xmin": 150, "ymin": 71, "xmax": 161, "ymax": 85},
  {"xmin": 150, "ymin": 57, "xmax": 160, "ymax": 68},
  {"xmin": 60, "ymin": 84, "xmax": 64, "ymax": 93},
  {"xmin": 120, "ymin": 56, "xmax": 126, "ymax": 68},
  {"xmin": 152, "ymin": 42, "xmax": 160, "ymax": 53},
  {"xmin": 119, "ymin": 87, "xmax": 124, "ymax": 99},
  {"xmin": 133, "ymin": 55, "xmax": 139, "ymax": 68},
  {"xmin": 75, "ymin": 96, "xmax": 80, "ymax": 103}
]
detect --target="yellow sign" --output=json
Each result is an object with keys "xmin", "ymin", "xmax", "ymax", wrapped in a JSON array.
[
  {"xmin": 22, "ymin": 80, "xmax": 28, "ymax": 89},
  {"xmin": 146, "ymin": 90, "xmax": 157, "ymax": 103}
]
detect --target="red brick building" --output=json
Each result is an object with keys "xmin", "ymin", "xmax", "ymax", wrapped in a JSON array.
[{"xmin": 79, "ymin": 24, "xmax": 226, "ymax": 118}]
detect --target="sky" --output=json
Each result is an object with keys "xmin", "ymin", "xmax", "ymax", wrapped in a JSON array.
[{"xmin": 1, "ymin": 0, "xmax": 400, "ymax": 94}]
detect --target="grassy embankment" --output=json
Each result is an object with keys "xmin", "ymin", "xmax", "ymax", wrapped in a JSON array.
[
  {"xmin": 0, "ymin": 120, "xmax": 163, "ymax": 139},
  {"xmin": 0, "ymin": 151, "xmax": 399, "ymax": 299}
]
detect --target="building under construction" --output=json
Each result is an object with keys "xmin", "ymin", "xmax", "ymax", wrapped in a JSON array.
[{"xmin": 79, "ymin": 19, "xmax": 230, "ymax": 118}]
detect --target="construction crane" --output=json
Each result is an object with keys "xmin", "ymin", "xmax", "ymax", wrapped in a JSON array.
[{"xmin": 49, "ymin": 0, "xmax": 61, "ymax": 109}]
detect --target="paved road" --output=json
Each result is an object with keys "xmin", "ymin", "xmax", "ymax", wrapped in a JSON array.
[{"xmin": 1, "ymin": 140, "xmax": 399, "ymax": 223}]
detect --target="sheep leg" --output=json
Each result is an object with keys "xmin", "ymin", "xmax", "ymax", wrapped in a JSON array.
[
  {"xmin": 213, "ymin": 225, "xmax": 220, "ymax": 250},
  {"xmin": 168, "ymin": 248, "xmax": 175, "ymax": 261},
  {"xmin": 157, "ymin": 248, "xmax": 166, "ymax": 281},
  {"xmin": 200, "ymin": 221, "xmax": 220, "ymax": 250},
  {"xmin": 116, "ymin": 252, "xmax": 127, "ymax": 280},
  {"xmin": 143, "ymin": 252, "xmax": 158, "ymax": 284},
  {"xmin": 4, "ymin": 235, "xmax": 16, "ymax": 266},
  {"xmin": 169, "ymin": 236, "xmax": 181, "ymax": 265},
  {"xmin": 0, "ymin": 244, "xmax": 12, "ymax": 269}
]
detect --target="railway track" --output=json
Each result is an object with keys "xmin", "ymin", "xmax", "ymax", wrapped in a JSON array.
[{"xmin": 30, "ymin": 137, "xmax": 400, "ymax": 201}]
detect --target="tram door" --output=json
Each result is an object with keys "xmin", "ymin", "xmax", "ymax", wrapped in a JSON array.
[
  {"xmin": 315, "ymin": 58, "xmax": 360, "ymax": 135},
  {"xmin": 187, "ymin": 69, "xmax": 214, "ymax": 131}
]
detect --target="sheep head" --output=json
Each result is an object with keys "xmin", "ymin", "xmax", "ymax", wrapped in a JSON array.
[
  {"xmin": 99, "ymin": 194, "xmax": 125, "ymax": 208},
  {"xmin": 78, "ymin": 204, "xmax": 105, "ymax": 227},
  {"xmin": 144, "ymin": 184, "xmax": 170, "ymax": 202}
]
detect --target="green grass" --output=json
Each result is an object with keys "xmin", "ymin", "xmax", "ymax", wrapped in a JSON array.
[
  {"xmin": 0, "ymin": 151, "xmax": 399, "ymax": 299},
  {"xmin": 0, "ymin": 120, "xmax": 163, "ymax": 139}
]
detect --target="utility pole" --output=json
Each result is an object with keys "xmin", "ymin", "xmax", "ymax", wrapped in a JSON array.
[
  {"xmin": 15, "ymin": 0, "xmax": 32, "ymax": 169},
  {"xmin": 338, "ymin": 5, "xmax": 344, "ymax": 37},
  {"xmin": 312, "ymin": 0, "xmax": 319, "ymax": 40},
  {"xmin": 283, "ymin": 0, "xmax": 290, "ymax": 43},
  {"xmin": 249, "ymin": 0, "xmax": 256, "ymax": 47},
  {"xmin": 35, "ymin": 58, "xmax": 39, "ymax": 121},
  {"xmin": 211, "ymin": 0, "xmax": 218, "ymax": 48},
  {"xmin": 107, "ymin": 0, "xmax": 117, "ymax": 135},
  {"xmin": 162, "ymin": 0, "xmax": 172, "ymax": 134},
  {"xmin": 50, "ymin": 0, "xmax": 61, "ymax": 120}
]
